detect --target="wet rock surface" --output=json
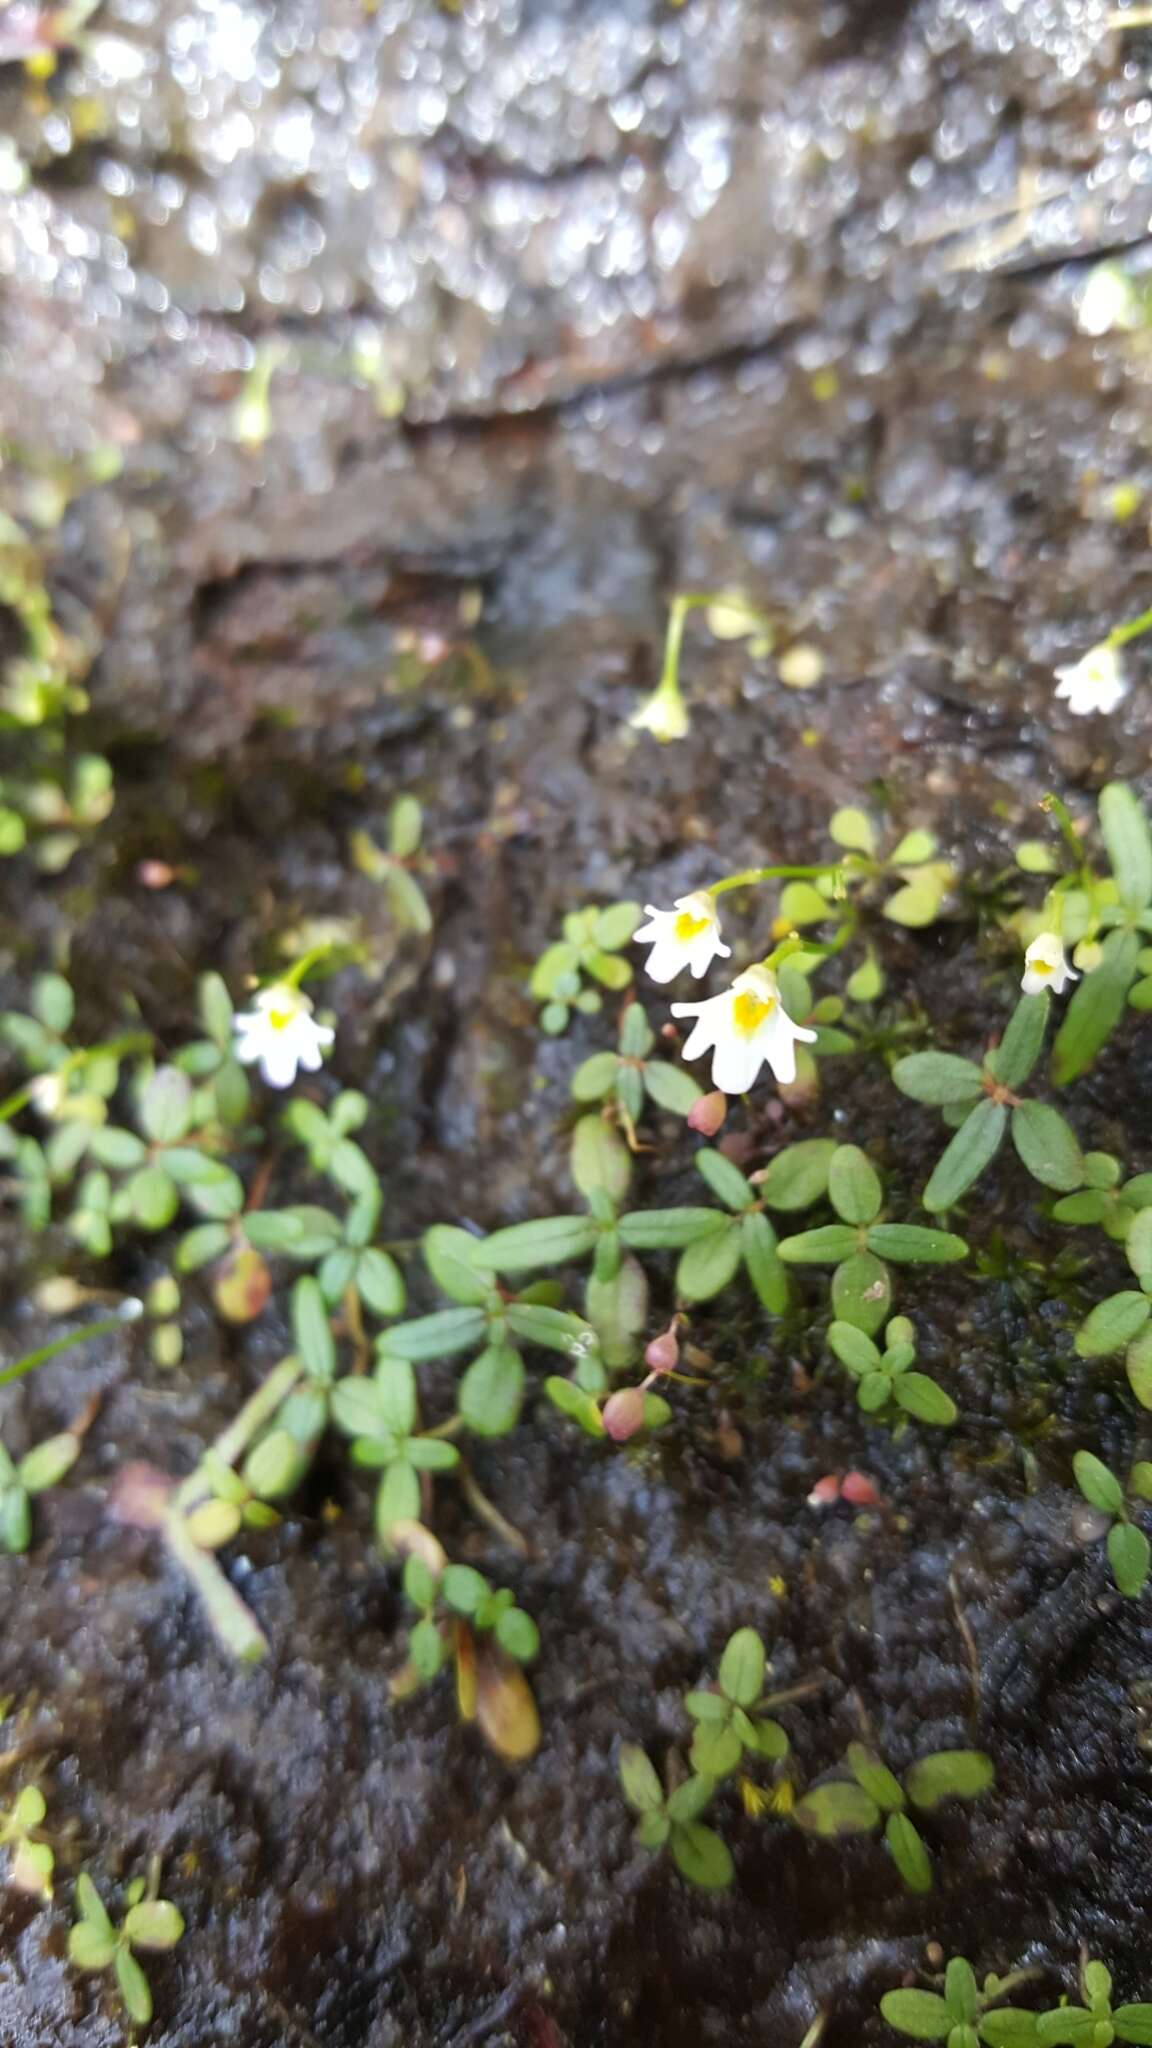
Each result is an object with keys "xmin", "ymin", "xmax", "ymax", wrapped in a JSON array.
[{"xmin": 3, "ymin": 1, "xmax": 1152, "ymax": 2043}]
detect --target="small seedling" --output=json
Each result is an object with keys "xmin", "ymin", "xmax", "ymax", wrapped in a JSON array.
[
  {"xmin": 683, "ymin": 1628, "xmax": 790, "ymax": 1779},
  {"xmin": 618, "ymin": 1744, "xmax": 733, "ymax": 1889},
  {"xmin": 1072, "ymin": 1451, "xmax": 1152, "ymax": 1596},
  {"xmin": 0, "ymin": 1782, "xmax": 53, "ymax": 1897},
  {"xmin": 1071, "ymin": 1199, "xmax": 1152, "ymax": 1410},
  {"xmin": 349, "ymin": 793, "xmax": 433, "ymax": 935},
  {"xmin": 68, "ymin": 1870, "xmax": 184, "ymax": 2031},
  {"xmin": 0, "ymin": 1422, "xmax": 83, "ymax": 1552},
  {"xmin": 826, "ymin": 1315, "xmax": 957, "ymax": 1427},
  {"xmin": 1031, "ymin": 1956, "xmax": 1152, "ymax": 2044},
  {"xmin": 395, "ymin": 1542, "xmax": 541, "ymax": 1762},
  {"xmin": 793, "ymin": 1742, "xmax": 994, "ymax": 1892},
  {"xmin": 892, "ymin": 992, "xmax": 1085, "ymax": 1213},
  {"xmin": 776, "ymin": 1143, "xmax": 968, "ymax": 1334},
  {"xmin": 880, "ymin": 1953, "xmax": 1044, "ymax": 2044},
  {"xmin": 530, "ymin": 900, "xmax": 641, "ymax": 1034}
]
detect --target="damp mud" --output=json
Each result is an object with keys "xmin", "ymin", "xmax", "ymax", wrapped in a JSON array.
[{"xmin": 2, "ymin": 2, "xmax": 1152, "ymax": 2043}]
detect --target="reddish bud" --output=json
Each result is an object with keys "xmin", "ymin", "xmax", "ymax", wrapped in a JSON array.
[
  {"xmin": 108, "ymin": 1461, "xmax": 173, "ymax": 1530},
  {"xmin": 840, "ymin": 1470, "xmax": 880, "ymax": 1507},
  {"xmin": 137, "ymin": 860, "xmax": 176, "ymax": 889},
  {"xmin": 644, "ymin": 1322, "xmax": 680, "ymax": 1376},
  {"xmin": 806, "ymin": 1473, "xmax": 841, "ymax": 1508},
  {"xmin": 687, "ymin": 1090, "xmax": 727, "ymax": 1137},
  {"xmin": 602, "ymin": 1388, "xmax": 646, "ymax": 1442}
]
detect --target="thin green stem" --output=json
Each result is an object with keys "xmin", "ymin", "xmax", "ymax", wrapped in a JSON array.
[
  {"xmin": 709, "ymin": 862, "xmax": 846, "ymax": 899},
  {"xmin": 172, "ymin": 1355, "xmax": 304, "ymax": 1513},
  {"xmin": 1106, "ymin": 600, "xmax": 1152, "ymax": 649},
  {"xmin": 0, "ymin": 1318, "xmax": 124, "ymax": 1390},
  {"xmin": 161, "ymin": 1510, "xmax": 268, "ymax": 1663},
  {"xmin": 0, "ymin": 1032, "xmax": 153, "ymax": 1127},
  {"xmin": 282, "ymin": 944, "xmax": 334, "ymax": 991},
  {"xmin": 1040, "ymin": 792, "xmax": 1089, "ymax": 880}
]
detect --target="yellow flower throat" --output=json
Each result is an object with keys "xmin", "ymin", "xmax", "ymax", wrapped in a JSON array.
[
  {"xmin": 674, "ymin": 910, "xmax": 711, "ymax": 941},
  {"xmin": 732, "ymin": 990, "xmax": 776, "ymax": 1035}
]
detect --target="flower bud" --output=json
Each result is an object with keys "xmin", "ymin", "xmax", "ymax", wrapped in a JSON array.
[
  {"xmin": 687, "ymin": 1090, "xmax": 727, "ymax": 1137},
  {"xmin": 644, "ymin": 1322, "xmax": 680, "ymax": 1376},
  {"xmin": 602, "ymin": 1388, "xmax": 646, "ymax": 1442},
  {"xmin": 806, "ymin": 1473, "xmax": 841, "ymax": 1508},
  {"xmin": 840, "ymin": 1470, "xmax": 880, "ymax": 1507}
]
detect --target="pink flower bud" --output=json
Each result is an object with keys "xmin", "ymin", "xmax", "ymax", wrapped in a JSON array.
[
  {"xmin": 840, "ymin": 1470, "xmax": 880, "ymax": 1507},
  {"xmin": 687, "ymin": 1090, "xmax": 727, "ymax": 1137},
  {"xmin": 806, "ymin": 1473, "xmax": 842, "ymax": 1508},
  {"xmin": 644, "ymin": 1322, "xmax": 680, "ymax": 1375},
  {"xmin": 602, "ymin": 1388, "xmax": 647, "ymax": 1442}
]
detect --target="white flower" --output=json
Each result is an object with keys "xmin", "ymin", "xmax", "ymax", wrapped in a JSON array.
[
  {"xmin": 1077, "ymin": 264, "xmax": 1138, "ymax": 338},
  {"xmin": 629, "ymin": 687, "xmax": 689, "ymax": 742},
  {"xmin": 233, "ymin": 984, "xmax": 334, "ymax": 1089},
  {"xmin": 1022, "ymin": 933, "xmax": 1078, "ymax": 998},
  {"xmin": 672, "ymin": 964, "xmax": 816, "ymax": 1094},
  {"xmin": 1054, "ymin": 644, "xmax": 1128, "ymax": 717},
  {"xmin": 634, "ymin": 890, "xmax": 731, "ymax": 983}
]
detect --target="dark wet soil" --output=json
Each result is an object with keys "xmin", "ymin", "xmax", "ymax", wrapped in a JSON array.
[{"xmin": 4, "ymin": 2, "xmax": 1152, "ymax": 2044}]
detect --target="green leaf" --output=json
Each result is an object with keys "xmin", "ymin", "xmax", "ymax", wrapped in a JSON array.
[
  {"xmin": 689, "ymin": 1723, "xmax": 743, "ymax": 1778},
  {"xmin": 867, "ymin": 1224, "xmax": 968, "ymax": 1264},
  {"xmin": 694, "ymin": 1147, "xmax": 754, "ymax": 1212},
  {"xmin": 831, "ymin": 1250, "xmax": 891, "ymax": 1334},
  {"xmin": 481, "ymin": 1216, "xmax": 599, "ymax": 1273},
  {"xmin": 1052, "ymin": 928, "xmax": 1141, "ymax": 1084},
  {"xmin": 619, "ymin": 1207, "xmax": 723, "ymax": 1250},
  {"xmin": 585, "ymin": 1252, "xmax": 648, "ymax": 1370},
  {"xmin": 31, "ymin": 973, "xmax": 74, "ymax": 1035},
  {"xmin": 199, "ymin": 970, "xmax": 234, "ymax": 1045},
  {"xmin": 129, "ymin": 1165, "xmax": 180, "ymax": 1232},
  {"xmin": 675, "ymin": 1219, "xmax": 744, "ymax": 1301},
  {"xmin": 889, "ymin": 828, "xmax": 938, "ymax": 866},
  {"xmin": 885, "ymin": 1811, "xmax": 933, "ymax": 1893},
  {"xmin": 791, "ymin": 1781, "xmax": 880, "ymax": 1836},
  {"xmin": 571, "ymin": 1114, "xmax": 632, "ymax": 1202},
  {"xmin": 124, "ymin": 1899, "xmax": 185, "ymax": 1951},
  {"xmin": 571, "ymin": 1052, "xmax": 620, "ymax": 1102},
  {"xmin": 459, "ymin": 1344, "xmax": 525, "ymax": 1436},
  {"xmin": 1036, "ymin": 2012, "xmax": 1108, "ymax": 2047},
  {"xmin": 619, "ymin": 1002, "xmax": 655, "ymax": 1058},
  {"xmin": 945, "ymin": 1959, "xmax": 979, "ymax": 2024},
  {"xmin": 1127, "ymin": 1324, "xmax": 1152, "ymax": 1409},
  {"xmin": 1127, "ymin": 1208, "xmax": 1152, "ymax": 1280},
  {"xmin": 374, "ymin": 1355, "xmax": 418, "ymax": 1435},
  {"xmin": 292, "ymin": 1276, "xmax": 336, "ymax": 1383},
  {"xmin": 68, "ymin": 1922, "xmax": 117, "ymax": 1971},
  {"xmin": 757, "ymin": 1138, "xmax": 838, "ymax": 1210},
  {"xmin": 827, "ymin": 1321, "xmax": 881, "ymax": 1375},
  {"xmin": 829, "ymin": 806, "xmax": 876, "ymax": 854},
  {"xmin": 594, "ymin": 900, "xmax": 641, "ymax": 950},
  {"xmin": 828, "ymin": 1144, "xmax": 883, "ymax": 1225},
  {"xmin": 846, "ymin": 951, "xmax": 885, "ymax": 1003},
  {"xmin": 18, "ymin": 1432, "xmax": 80, "ymax": 1492},
  {"xmin": 881, "ymin": 1056, "xmax": 983, "ymax": 1105},
  {"xmin": 1076, "ymin": 1291, "xmax": 1152, "ymax": 1358},
  {"xmin": 641, "ymin": 1059, "xmax": 700, "ymax": 1113},
  {"xmin": 495, "ymin": 1607, "xmax": 539, "ymax": 1661},
  {"xmin": 635, "ymin": 1811, "xmax": 671, "ymax": 1850},
  {"xmin": 980, "ymin": 2014, "xmax": 1047, "ymax": 2047},
  {"xmin": 379, "ymin": 1306, "xmax": 487, "ymax": 1362},
  {"xmin": 619, "ymin": 1743, "xmax": 665, "ymax": 1814},
  {"xmin": 544, "ymin": 1379, "xmax": 605, "ymax": 1435},
  {"xmin": 847, "ymin": 1744, "xmax": 905, "ymax": 1811},
  {"xmin": 777, "ymin": 1225, "xmax": 862, "ymax": 1264},
  {"xmin": 75, "ymin": 1873, "xmax": 114, "ymax": 1937},
  {"xmin": 904, "ymin": 1749, "xmax": 994, "ymax": 1809},
  {"xmin": 741, "ymin": 1209, "xmax": 788, "ymax": 1312},
  {"xmin": 1108, "ymin": 1519, "xmax": 1151, "ymax": 1597},
  {"xmin": 1101, "ymin": 780, "xmax": 1152, "ymax": 909},
  {"xmin": 388, "ymin": 793, "xmax": 423, "ymax": 859},
  {"xmin": 779, "ymin": 879, "xmax": 832, "ymax": 925},
  {"xmin": 114, "ymin": 1946, "xmax": 153, "ymax": 2025},
  {"xmin": 139, "ymin": 1065, "xmax": 193, "ymax": 1144},
  {"xmin": 878, "ymin": 1990, "xmax": 952, "ymax": 2040},
  {"xmin": 1052, "ymin": 1191, "xmax": 1109, "ymax": 1225},
  {"xmin": 356, "ymin": 1247, "xmax": 406, "ymax": 1318},
  {"xmin": 669, "ymin": 1821, "xmax": 733, "ymax": 1890},
  {"xmin": 406, "ymin": 1437, "xmax": 459, "ymax": 1472},
  {"xmin": 1010, "ymin": 1101, "xmax": 1084, "ymax": 1193},
  {"xmin": 987, "ymin": 993, "xmax": 1049, "ymax": 1090},
  {"xmin": 1114, "ymin": 2007, "xmax": 1152, "ymax": 2045},
  {"xmin": 923, "ymin": 1100, "xmax": 1007, "ymax": 1212},
  {"xmin": 718, "ymin": 1627, "xmax": 765, "ymax": 1708},
  {"xmin": 894, "ymin": 1374, "xmax": 957, "ymax": 1426},
  {"xmin": 884, "ymin": 870, "xmax": 949, "ymax": 927},
  {"xmin": 375, "ymin": 1460, "xmax": 421, "ymax": 1536},
  {"xmin": 422, "ymin": 1225, "xmax": 493, "ymax": 1306},
  {"xmin": 88, "ymin": 1125, "xmax": 149, "ymax": 1171}
]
